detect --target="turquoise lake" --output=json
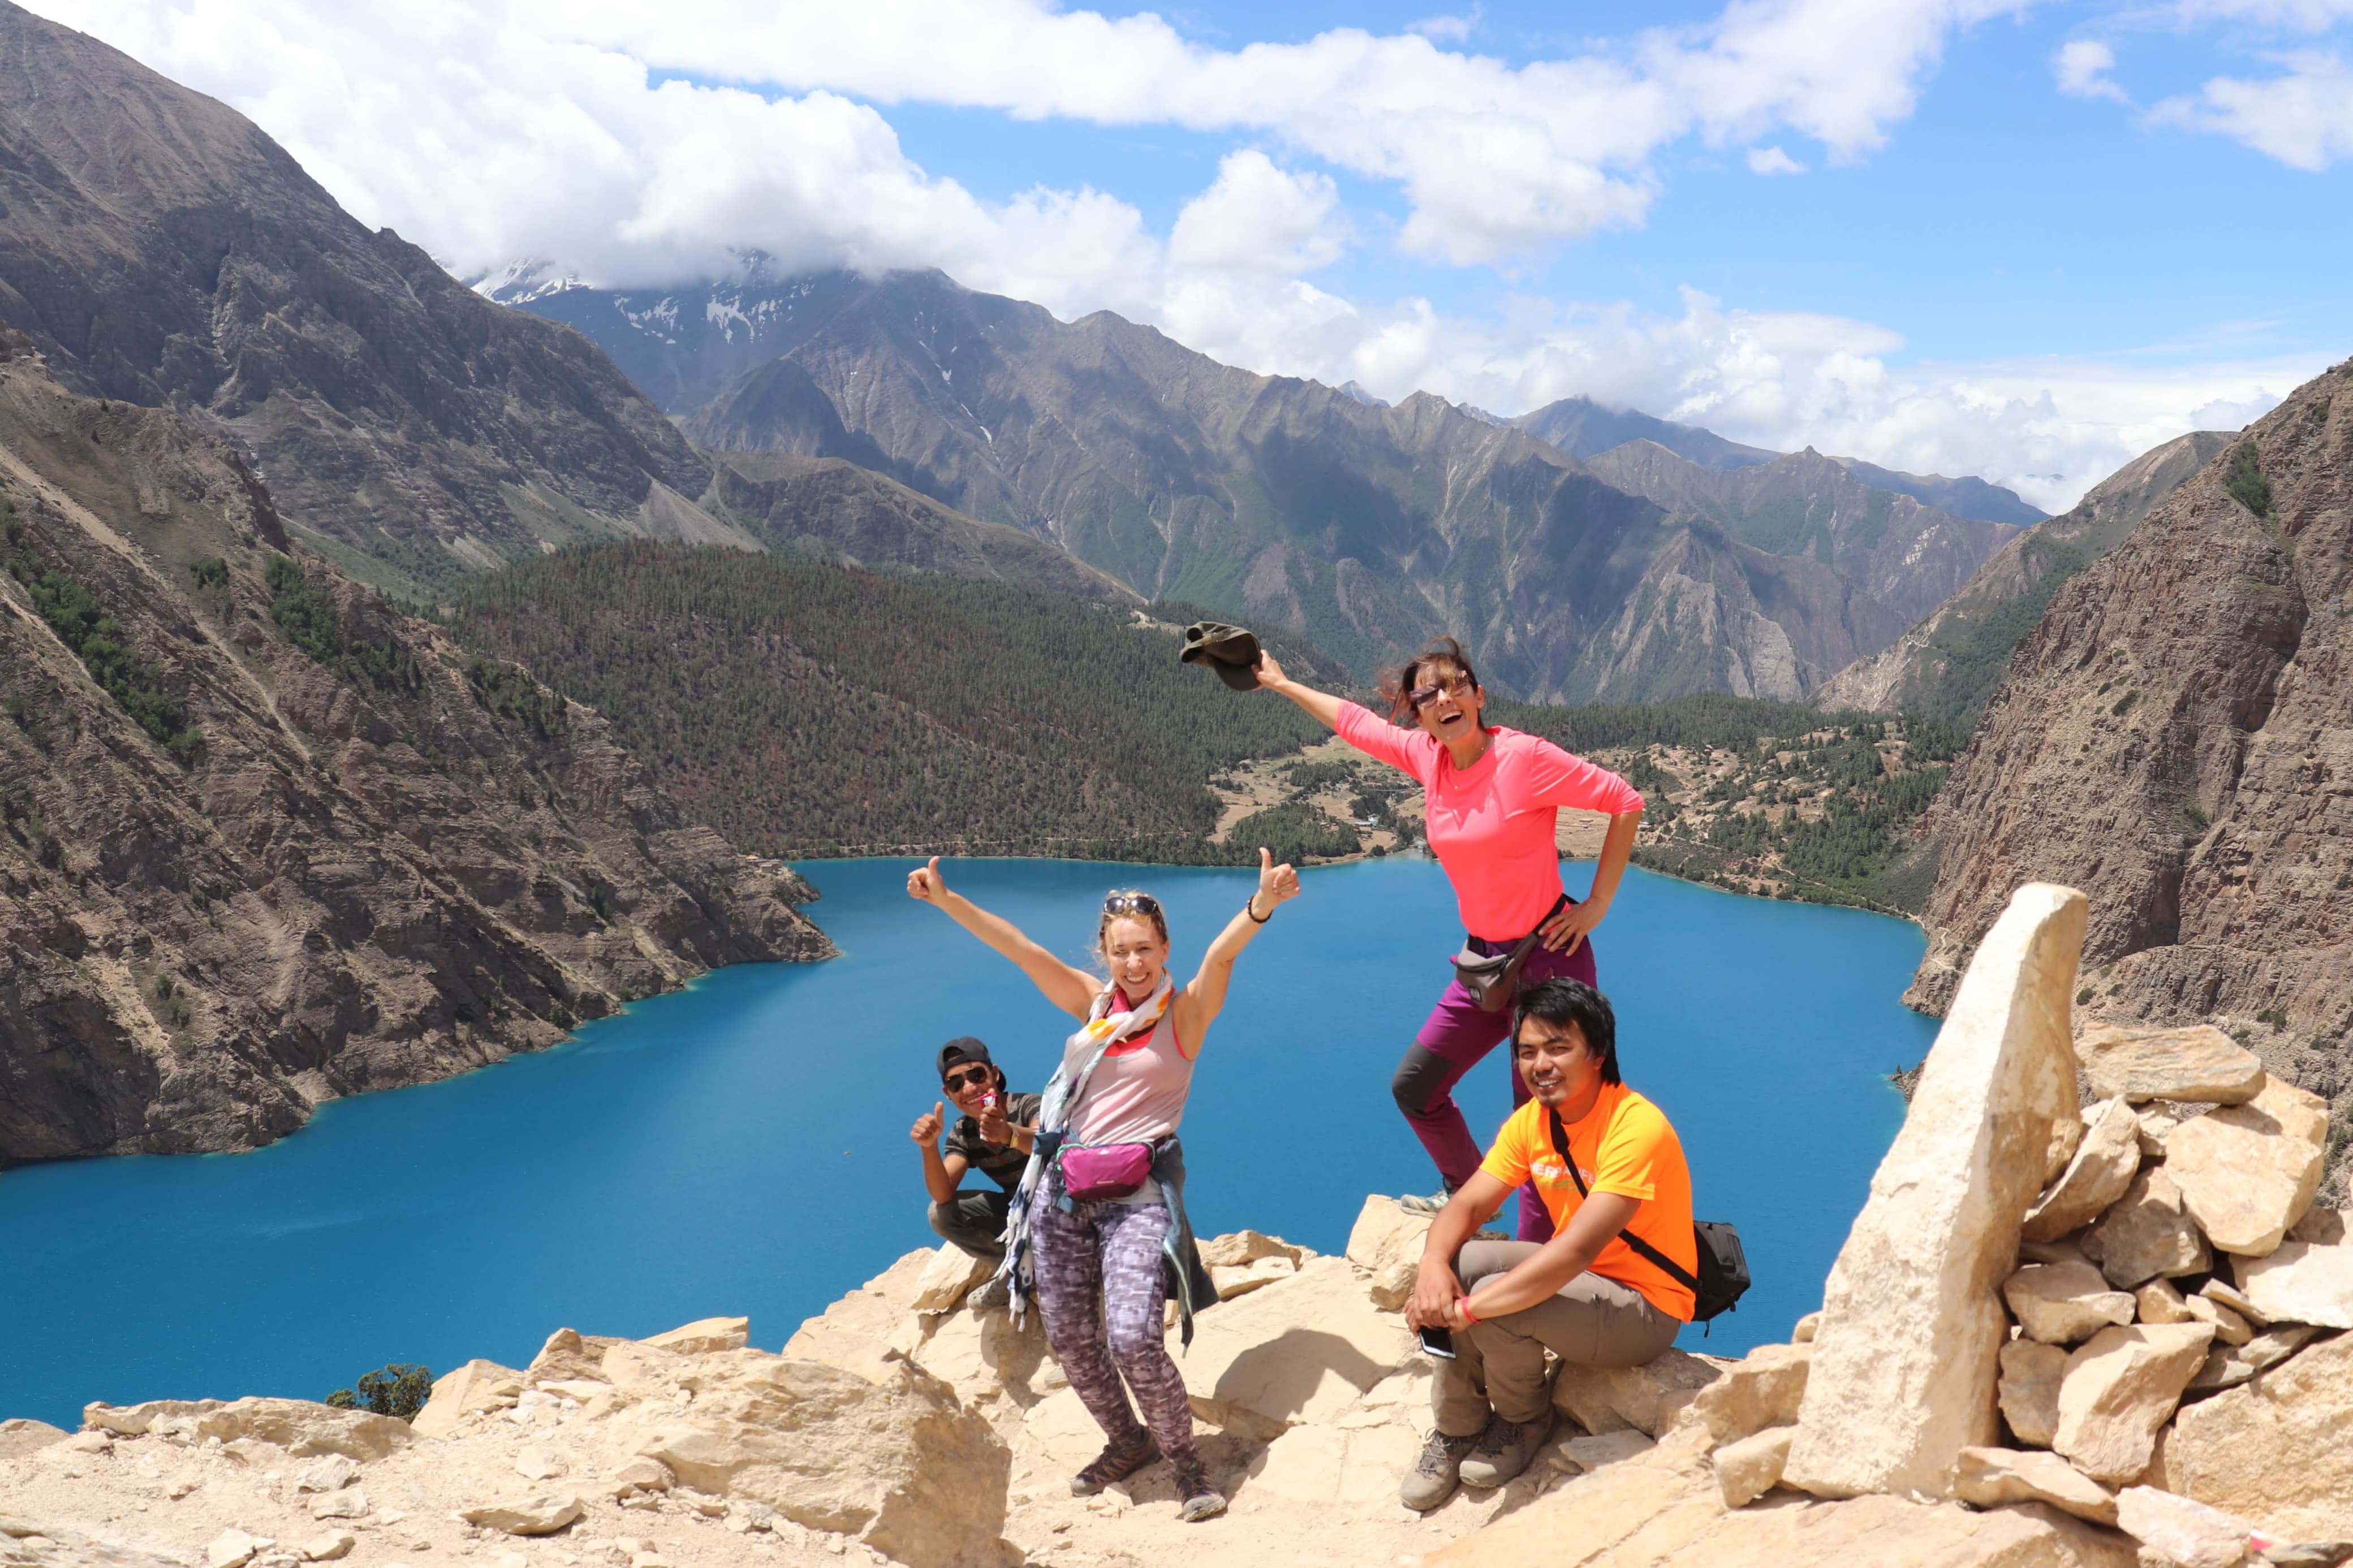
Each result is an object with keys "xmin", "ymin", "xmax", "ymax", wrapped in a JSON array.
[{"xmin": 0, "ymin": 858, "xmax": 1937, "ymax": 1428}]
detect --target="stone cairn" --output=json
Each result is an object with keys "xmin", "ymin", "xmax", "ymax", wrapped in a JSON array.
[{"xmin": 1602, "ymin": 883, "xmax": 2352, "ymax": 1568}]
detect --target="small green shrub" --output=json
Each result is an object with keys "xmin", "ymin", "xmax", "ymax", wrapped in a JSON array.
[
  {"xmin": 2111, "ymin": 691, "xmax": 2139, "ymax": 718},
  {"xmin": 2076, "ymin": 988, "xmax": 2093, "ymax": 1006},
  {"xmin": 325, "ymin": 1363, "xmax": 433, "ymax": 1421},
  {"xmin": 2181, "ymin": 802, "xmax": 2209, "ymax": 831},
  {"xmin": 2223, "ymin": 442, "xmax": 2274, "ymax": 517},
  {"xmin": 188, "ymin": 557, "xmax": 230, "ymax": 592}
]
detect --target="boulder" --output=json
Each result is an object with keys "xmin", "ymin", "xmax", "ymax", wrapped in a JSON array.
[
  {"xmin": 2004, "ymin": 1261, "xmax": 2136, "ymax": 1345},
  {"xmin": 1212, "ymin": 1254, "xmax": 1302, "ymax": 1299},
  {"xmin": 1792, "ymin": 1312, "xmax": 1820, "ymax": 1343},
  {"xmin": 305, "ymin": 1491, "xmax": 365, "ymax": 1521},
  {"xmin": 1553, "ymin": 1347, "xmax": 1723, "ymax": 1438},
  {"xmin": 2162, "ymin": 1327, "xmax": 2353, "ymax": 1540},
  {"xmin": 606, "ymin": 1457, "xmax": 675, "ymax": 1499},
  {"xmin": 1563, "ymin": 1429, "xmax": 1658, "ymax": 1472},
  {"xmin": 640, "ymin": 1317, "xmax": 751, "ymax": 1355},
  {"xmin": 459, "ymin": 1494, "xmax": 585, "ymax": 1536},
  {"xmin": 0, "ymin": 1420, "xmax": 66, "ymax": 1459},
  {"xmin": 2076, "ymin": 1025, "xmax": 2266, "ymax": 1105},
  {"xmin": 1198, "ymin": 1229, "xmax": 1306, "ymax": 1268},
  {"xmin": 1785, "ymin": 884, "xmax": 2087, "ymax": 1500},
  {"xmin": 2235, "ymin": 1236, "xmax": 2353, "ymax": 1328},
  {"xmin": 528, "ymin": 1328, "xmax": 624, "ymax": 1385},
  {"xmin": 206, "ymin": 1530, "xmax": 271, "ymax": 1568},
  {"xmin": 2164, "ymin": 1075, "xmax": 2329, "ymax": 1256},
  {"xmin": 2137, "ymin": 1102, "xmax": 2205, "ymax": 1156},
  {"xmin": 2200, "ymin": 1279, "xmax": 2269, "ymax": 1328},
  {"xmin": 2137, "ymin": 1279, "xmax": 2194, "ymax": 1325},
  {"xmin": 779, "ymin": 1250, "xmax": 936, "ymax": 1377},
  {"xmin": 291, "ymin": 1455, "xmax": 356, "ymax": 1493},
  {"xmin": 2083, "ymin": 1167, "xmax": 2211, "ymax": 1289},
  {"xmin": 82, "ymin": 1399, "xmax": 223, "ymax": 1437},
  {"xmin": 2114, "ymin": 1486, "xmax": 2255, "ymax": 1568},
  {"xmin": 2184, "ymin": 1294, "xmax": 2255, "ymax": 1347},
  {"xmin": 410, "ymin": 1360, "xmax": 525, "ymax": 1439},
  {"xmin": 2023, "ymin": 1099, "xmax": 2143, "ymax": 1242},
  {"xmin": 1684, "ymin": 1342, "xmax": 1811, "ymax": 1446},
  {"xmin": 102, "ymin": 1398, "xmax": 412, "ymax": 1461},
  {"xmin": 1344, "ymin": 1196, "xmax": 1433, "ymax": 1310},
  {"xmin": 298, "ymin": 1534, "xmax": 355, "ymax": 1562},
  {"xmin": 909, "ymin": 1246, "xmax": 996, "ymax": 1314},
  {"xmin": 1954, "ymin": 1445, "xmax": 2118, "ymax": 1526},
  {"xmin": 2000, "ymin": 1339, "xmax": 2069, "ymax": 1448},
  {"xmin": 2053, "ymin": 1322, "xmax": 2214, "ymax": 1483},
  {"xmin": 597, "ymin": 1350, "xmax": 1010, "ymax": 1568},
  {"xmin": 2183, "ymin": 1324, "xmax": 2322, "ymax": 1397},
  {"xmin": 2046, "ymin": 1108, "xmax": 2085, "ymax": 1185},
  {"xmin": 512, "ymin": 1445, "xmax": 565, "ymax": 1481},
  {"xmin": 1179, "ymin": 1256, "xmax": 1416, "ymax": 1439},
  {"xmin": 1711, "ymin": 1425, "xmax": 1792, "ymax": 1508}
]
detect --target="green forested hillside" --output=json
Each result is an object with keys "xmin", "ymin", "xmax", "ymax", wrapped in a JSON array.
[{"xmin": 446, "ymin": 544, "xmax": 1349, "ymax": 863}]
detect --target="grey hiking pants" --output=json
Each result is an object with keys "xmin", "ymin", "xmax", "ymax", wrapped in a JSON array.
[
  {"xmin": 1433, "ymin": 1239, "xmax": 1682, "ymax": 1436},
  {"xmin": 929, "ymin": 1189, "xmax": 1011, "ymax": 1260}
]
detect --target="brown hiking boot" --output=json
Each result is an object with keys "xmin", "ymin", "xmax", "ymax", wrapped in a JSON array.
[
  {"xmin": 1400, "ymin": 1429, "xmax": 1480, "ymax": 1511},
  {"xmin": 1459, "ymin": 1409, "xmax": 1554, "ymax": 1489},
  {"xmin": 1173, "ymin": 1459, "xmax": 1227, "ymax": 1522},
  {"xmin": 1068, "ymin": 1431, "xmax": 1158, "ymax": 1496}
]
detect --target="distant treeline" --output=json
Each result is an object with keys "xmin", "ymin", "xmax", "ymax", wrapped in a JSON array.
[{"xmin": 446, "ymin": 545, "xmax": 1351, "ymax": 864}]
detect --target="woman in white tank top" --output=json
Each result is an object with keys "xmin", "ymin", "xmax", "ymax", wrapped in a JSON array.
[{"xmin": 908, "ymin": 848, "xmax": 1300, "ymax": 1524}]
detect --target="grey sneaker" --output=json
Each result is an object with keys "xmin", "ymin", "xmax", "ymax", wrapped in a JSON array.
[
  {"xmin": 965, "ymin": 1276, "xmax": 1010, "ymax": 1312},
  {"xmin": 1173, "ymin": 1460, "xmax": 1226, "ymax": 1522},
  {"xmin": 1459, "ymin": 1409, "xmax": 1554, "ymax": 1489},
  {"xmin": 1396, "ymin": 1187, "xmax": 1454, "ymax": 1215},
  {"xmin": 1399, "ymin": 1429, "xmax": 1480, "ymax": 1511}
]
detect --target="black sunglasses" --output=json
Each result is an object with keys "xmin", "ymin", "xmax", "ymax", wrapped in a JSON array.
[
  {"xmin": 1102, "ymin": 892, "xmax": 1162, "ymax": 917},
  {"xmin": 942, "ymin": 1066, "xmax": 994, "ymax": 1091},
  {"xmin": 1410, "ymin": 672, "xmax": 1476, "ymax": 709}
]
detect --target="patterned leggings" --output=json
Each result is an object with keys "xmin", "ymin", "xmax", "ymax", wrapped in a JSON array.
[{"xmin": 1031, "ymin": 1199, "xmax": 1199, "ymax": 1468}]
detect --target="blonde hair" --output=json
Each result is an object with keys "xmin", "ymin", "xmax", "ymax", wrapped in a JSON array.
[{"xmin": 1096, "ymin": 889, "xmax": 1171, "ymax": 963}]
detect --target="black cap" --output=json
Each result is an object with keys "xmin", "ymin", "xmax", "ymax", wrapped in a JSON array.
[
  {"xmin": 937, "ymin": 1037, "xmax": 993, "ymax": 1077},
  {"xmin": 1179, "ymin": 621, "xmax": 1262, "ymax": 691}
]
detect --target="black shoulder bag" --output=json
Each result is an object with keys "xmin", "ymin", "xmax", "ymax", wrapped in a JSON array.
[{"xmin": 1548, "ymin": 1105, "xmax": 1750, "ymax": 1328}]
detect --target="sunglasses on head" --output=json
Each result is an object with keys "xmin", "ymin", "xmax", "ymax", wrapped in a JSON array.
[
  {"xmin": 1102, "ymin": 892, "xmax": 1162, "ymax": 917},
  {"xmin": 1410, "ymin": 672, "xmax": 1475, "ymax": 709},
  {"xmin": 942, "ymin": 1065, "xmax": 994, "ymax": 1092}
]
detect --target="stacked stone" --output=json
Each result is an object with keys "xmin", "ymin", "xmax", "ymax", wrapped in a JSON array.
[{"xmin": 1668, "ymin": 883, "xmax": 2351, "ymax": 1568}]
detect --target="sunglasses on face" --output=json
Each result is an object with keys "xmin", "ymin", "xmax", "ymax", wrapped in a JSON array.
[
  {"xmin": 1410, "ymin": 673, "xmax": 1475, "ymax": 710},
  {"xmin": 1102, "ymin": 892, "xmax": 1162, "ymax": 917},
  {"xmin": 942, "ymin": 1066, "xmax": 994, "ymax": 1092}
]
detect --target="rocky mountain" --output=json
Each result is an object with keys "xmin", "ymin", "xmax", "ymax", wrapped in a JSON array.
[
  {"xmin": 0, "ymin": 331, "xmax": 828, "ymax": 1165},
  {"xmin": 1905, "ymin": 361, "xmax": 2351, "ymax": 1078},
  {"xmin": 505, "ymin": 267, "xmax": 2020, "ymax": 701},
  {"xmin": 0, "ymin": 2, "xmax": 751, "ymax": 596},
  {"xmin": 1819, "ymin": 431, "xmax": 2231, "ymax": 724},
  {"xmin": 1510, "ymin": 394, "xmax": 1781, "ymax": 470},
  {"xmin": 1830, "ymin": 456, "xmax": 2047, "ymax": 529}
]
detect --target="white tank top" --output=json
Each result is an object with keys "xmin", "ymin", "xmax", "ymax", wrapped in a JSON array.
[{"xmin": 1065, "ymin": 997, "xmax": 1195, "ymax": 1148}]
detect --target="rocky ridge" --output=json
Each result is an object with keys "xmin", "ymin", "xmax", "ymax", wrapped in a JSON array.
[
  {"xmin": 1818, "ymin": 430, "xmax": 2231, "ymax": 724},
  {"xmin": 1904, "ymin": 361, "xmax": 2352, "ymax": 1101},
  {"xmin": 0, "ymin": 334, "xmax": 828, "ymax": 1164},
  {"xmin": 11, "ymin": 882, "xmax": 2353, "ymax": 1567}
]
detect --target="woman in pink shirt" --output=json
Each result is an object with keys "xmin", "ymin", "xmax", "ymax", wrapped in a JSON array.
[{"xmin": 1257, "ymin": 638, "xmax": 1644, "ymax": 1242}]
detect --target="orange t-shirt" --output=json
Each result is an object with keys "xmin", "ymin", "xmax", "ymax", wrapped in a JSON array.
[{"xmin": 1479, "ymin": 1082, "xmax": 1697, "ymax": 1321}]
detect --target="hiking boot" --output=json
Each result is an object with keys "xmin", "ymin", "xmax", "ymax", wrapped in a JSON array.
[
  {"xmin": 1173, "ymin": 1460, "xmax": 1226, "ymax": 1522},
  {"xmin": 965, "ymin": 1276, "xmax": 1010, "ymax": 1312},
  {"xmin": 1396, "ymin": 1186, "xmax": 1454, "ymax": 1215},
  {"xmin": 1459, "ymin": 1409, "xmax": 1553, "ymax": 1489},
  {"xmin": 1068, "ymin": 1431, "xmax": 1158, "ymax": 1497},
  {"xmin": 1399, "ymin": 1429, "xmax": 1480, "ymax": 1511}
]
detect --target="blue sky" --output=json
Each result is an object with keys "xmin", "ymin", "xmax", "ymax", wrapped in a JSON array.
[{"xmin": 37, "ymin": 0, "xmax": 2353, "ymax": 503}]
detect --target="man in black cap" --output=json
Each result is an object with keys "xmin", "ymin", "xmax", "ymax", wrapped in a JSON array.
[{"xmin": 911, "ymin": 1038, "xmax": 1042, "ymax": 1278}]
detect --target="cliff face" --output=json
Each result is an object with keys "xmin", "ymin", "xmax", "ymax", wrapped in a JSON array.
[
  {"xmin": 0, "ymin": 340, "xmax": 829, "ymax": 1165},
  {"xmin": 0, "ymin": 1, "xmax": 729, "ymax": 593},
  {"xmin": 1908, "ymin": 364, "xmax": 2352, "ymax": 1084},
  {"xmin": 1818, "ymin": 431, "xmax": 2229, "ymax": 724}
]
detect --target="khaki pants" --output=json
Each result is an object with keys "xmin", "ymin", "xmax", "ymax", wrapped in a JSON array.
[{"xmin": 1433, "ymin": 1240, "xmax": 1682, "ymax": 1435}]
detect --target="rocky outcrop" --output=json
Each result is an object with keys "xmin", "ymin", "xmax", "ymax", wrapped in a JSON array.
[
  {"xmin": 1904, "ymin": 364, "xmax": 2353, "ymax": 1104},
  {"xmin": 1817, "ymin": 430, "xmax": 2229, "ymax": 723},
  {"xmin": 0, "ymin": 344, "xmax": 827, "ymax": 1164}
]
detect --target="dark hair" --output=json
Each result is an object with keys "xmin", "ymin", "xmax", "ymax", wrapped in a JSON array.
[
  {"xmin": 1376, "ymin": 636, "xmax": 1481, "ymax": 724},
  {"xmin": 1513, "ymin": 978, "xmax": 1620, "ymax": 1086}
]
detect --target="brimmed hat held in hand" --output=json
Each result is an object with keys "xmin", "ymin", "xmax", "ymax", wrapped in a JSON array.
[{"xmin": 1179, "ymin": 621, "xmax": 1262, "ymax": 691}]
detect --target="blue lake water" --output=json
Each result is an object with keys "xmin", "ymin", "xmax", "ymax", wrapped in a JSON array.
[{"xmin": 0, "ymin": 858, "xmax": 1937, "ymax": 1428}]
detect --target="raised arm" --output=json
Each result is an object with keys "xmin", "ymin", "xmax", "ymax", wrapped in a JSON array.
[
  {"xmin": 1252, "ymin": 650, "xmax": 1345, "ymax": 731},
  {"xmin": 1170, "ymin": 848, "xmax": 1300, "ymax": 1055},
  {"xmin": 907, "ymin": 857, "xmax": 1100, "ymax": 1019}
]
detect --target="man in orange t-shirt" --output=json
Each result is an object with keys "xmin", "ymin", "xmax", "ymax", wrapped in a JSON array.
[{"xmin": 1398, "ymin": 978, "xmax": 1697, "ymax": 1510}]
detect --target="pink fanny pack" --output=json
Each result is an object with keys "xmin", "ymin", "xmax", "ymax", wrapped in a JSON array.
[{"xmin": 1058, "ymin": 1142, "xmax": 1156, "ymax": 1201}]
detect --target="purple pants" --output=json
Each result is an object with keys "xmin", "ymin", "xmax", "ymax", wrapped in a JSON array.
[{"xmin": 1393, "ymin": 929, "xmax": 1598, "ymax": 1242}]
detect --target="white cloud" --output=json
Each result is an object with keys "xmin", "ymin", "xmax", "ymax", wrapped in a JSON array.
[
  {"xmin": 2054, "ymin": 40, "xmax": 2131, "ymax": 102},
  {"xmin": 2153, "ymin": 51, "xmax": 2353, "ymax": 169},
  {"xmin": 2173, "ymin": 0, "xmax": 2353, "ymax": 28},
  {"xmin": 1406, "ymin": 10, "xmax": 1480, "ymax": 44},
  {"xmin": 1169, "ymin": 152, "xmax": 1348, "ymax": 274},
  {"xmin": 1746, "ymin": 145, "xmax": 1807, "ymax": 173}
]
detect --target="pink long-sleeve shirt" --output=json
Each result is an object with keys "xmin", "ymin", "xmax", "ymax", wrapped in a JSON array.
[{"xmin": 1334, "ymin": 701, "xmax": 1644, "ymax": 941}]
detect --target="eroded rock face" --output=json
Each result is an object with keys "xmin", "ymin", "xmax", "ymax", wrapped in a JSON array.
[
  {"xmin": 1344, "ymin": 1196, "xmax": 1432, "ymax": 1311},
  {"xmin": 1786, "ymin": 884, "xmax": 2086, "ymax": 1500},
  {"xmin": 83, "ymin": 1399, "xmax": 411, "ymax": 1462},
  {"xmin": 2163, "ymin": 1327, "xmax": 2353, "ymax": 1540},
  {"xmin": 2162, "ymin": 1075, "xmax": 2329, "ymax": 1257},
  {"xmin": 1553, "ymin": 1350, "xmax": 1724, "ymax": 1439}
]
